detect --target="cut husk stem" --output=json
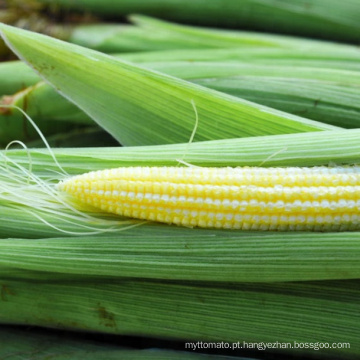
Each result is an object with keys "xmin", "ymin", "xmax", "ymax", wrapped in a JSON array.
[{"xmin": 0, "ymin": 82, "xmax": 94, "ymax": 146}]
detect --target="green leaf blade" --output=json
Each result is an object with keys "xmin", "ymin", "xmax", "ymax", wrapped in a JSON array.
[{"xmin": 0, "ymin": 24, "xmax": 339, "ymax": 146}]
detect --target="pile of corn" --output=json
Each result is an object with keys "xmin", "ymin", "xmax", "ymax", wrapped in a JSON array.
[{"xmin": 0, "ymin": 1, "xmax": 360, "ymax": 359}]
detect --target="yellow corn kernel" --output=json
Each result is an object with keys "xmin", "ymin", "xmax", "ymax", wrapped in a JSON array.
[{"xmin": 57, "ymin": 166, "xmax": 360, "ymax": 231}]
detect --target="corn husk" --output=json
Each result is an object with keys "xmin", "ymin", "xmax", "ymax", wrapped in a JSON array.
[
  {"xmin": 1, "ymin": 327, "xmax": 239, "ymax": 360},
  {"xmin": 2, "ymin": 60, "xmax": 359, "ymax": 139},
  {"xmin": 2, "ymin": 228, "xmax": 360, "ymax": 283},
  {"xmin": 0, "ymin": 23, "xmax": 338, "ymax": 147},
  {"xmin": 0, "ymin": 10, "xmax": 359, "ymax": 359},
  {"xmin": 34, "ymin": 0, "xmax": 360, "ymax": 43},
  {"xmin": 1, "ymin": 113, "xmax": 359, "ymax": 359},
  {"xmin": 121, "ymin": 46, "xmax": 360, "ymax": 71},
  {"xmin": 0, "ymin": 278, "xmax": 358, "ymax": 359},
  {"xmin": 2, "ymin": 17, "xmax": 360, "ymax": 145},
  {"xmin": 0, "ymin": 82, "xmax": 91, "ymax": 145},
  {"xmin": 68, "ymin": 14, "xmax": 352, "ymax": 53},
  {"xmin": 1, "ymin": 17, "xmax": 360, "ymax": 145}
]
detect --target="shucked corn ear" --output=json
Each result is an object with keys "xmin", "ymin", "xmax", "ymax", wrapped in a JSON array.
[{"xmin": 58, "ymin": 166, "xmax": 360, "ymax": 231}]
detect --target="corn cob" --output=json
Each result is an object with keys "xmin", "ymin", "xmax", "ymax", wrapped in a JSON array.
[{"xmin": 57, "ymin": 166, "xmax": 360, "ymax": 231}]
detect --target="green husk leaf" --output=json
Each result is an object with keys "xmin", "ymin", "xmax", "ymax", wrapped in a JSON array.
[
  {"xmin": 122, "ymin": 46, "xmax": 360, "ymax": 71},
  {"xmin": 5, "ymin": 128, "xmax": 360, "ymax": 175},
  {"xmin": 1, "ymin": 229, "xmax": 360, "ymax": 283},
  {"xmin": 2, "ymin": 17, "xmax": 360, "ymax": 94},
  {"xmin": 68, "ymin": 20, "xmax": 279, "ymax": 52},
  {"xmin": 2, "ymin": 60, "xmax": 359, "ymax": 134},
  {"xmin": 68, "ymin": 14, "xmax": 335, "ymax": 53},
  {"xmin": 35, "ymin": 0, "xmax": 360, "ymax": 43},
  {"xmin": 0, "ymin": 23, "xmax": 338, "ymax": 146},
  {"xmin": 0, "ymin": 279, "xmax": 358, "ymax": 358}
]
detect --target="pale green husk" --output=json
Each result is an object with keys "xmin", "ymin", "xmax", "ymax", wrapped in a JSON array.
[
  {"xmin": 2, "ymin": 17, "xmax": 360, "ymax": 145},
  {"xmin": 0, "ymin": 10, "xmax": 359, "ymax": 359},
  {"xmin": 0, "ymin": 279, "xmax": 358, "ymax": 358},
  {"xmin": 0, "ymin": 23, "xmax": 338, "ymax": 147},
  {"xmin": 2, "ymin": 60, "xmax": 359, "ymax": 142},
  {"xmin": 1, "ymin": 229, "xmax": 360, "ymax": 283},
  {"xmin": 68, "ymin": 14, "xmax": 360, "ymax": 53}
]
